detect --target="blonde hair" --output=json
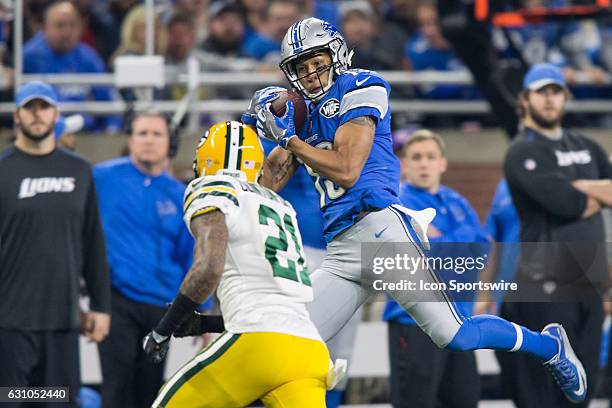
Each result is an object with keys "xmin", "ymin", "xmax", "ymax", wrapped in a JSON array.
[
  {"xmin": 112, "ymin": 5, "xmax": 167, "ymax": 63},
  {"xmin": 402, "ymin": 129, "xmax": 446, "ymax": 156}
]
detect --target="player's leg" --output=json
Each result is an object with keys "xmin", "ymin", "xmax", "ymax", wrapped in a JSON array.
[
  {"xmin": 307, "ymin": 264, "xmax": 370, "ymax": 342},
  {"xmin": 385, "ymin": 206, "xmax": 585, "ymax": 402},
  {"xmin": 153, "ymin": 332, "xmax": 256, "ymax": 408},
  {"xmin": 325, "ymin": 306, "xmax": 363, "ymax": 408},
  {"xmin": 154, "ymin": 332, "xmax": 329, "ymax": 408},
  {"xmin": 261, "ymin": 378, "xmax": 327, "ymax": 408},
  {"xmin": 261, "ymin": 333, "xmax": 329, "ymax": 408}
]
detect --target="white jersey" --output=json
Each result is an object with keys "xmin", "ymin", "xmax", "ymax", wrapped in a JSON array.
[{"xmin": 183, "ymin": 174, "xmax": 321, "ymax": 341}]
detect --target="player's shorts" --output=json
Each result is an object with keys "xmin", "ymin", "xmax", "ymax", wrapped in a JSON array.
[
  {"xmin": 153, "ymin": 331, "xmax": 329, "ymax": 408},
  {"xmin": 307, "ymin": 205, "xmax": 464, "ymax": 347}
]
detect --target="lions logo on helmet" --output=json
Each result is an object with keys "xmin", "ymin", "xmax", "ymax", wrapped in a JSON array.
[
  {"xmin": 193, "ymin": 121, "xmax": 264, "ymax": 183},
  {"xmin": 280, "ymin": 17, "xmax": 353, "ymax": 102}
]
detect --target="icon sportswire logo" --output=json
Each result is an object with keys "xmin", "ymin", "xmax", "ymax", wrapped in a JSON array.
[{"xmin": 18, "ymin": 177, "xmax": 76, "ymax": 199}]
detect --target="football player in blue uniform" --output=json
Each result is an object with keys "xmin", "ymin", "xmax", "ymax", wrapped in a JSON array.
[{"xmin": 240, "ymin": 17, "xmax": 587, "ymax": 403}]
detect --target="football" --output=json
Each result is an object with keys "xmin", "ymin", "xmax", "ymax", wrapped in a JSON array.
[{"xmin": 269, "ymin": 90, "xmax": 308, "ymax": 135}]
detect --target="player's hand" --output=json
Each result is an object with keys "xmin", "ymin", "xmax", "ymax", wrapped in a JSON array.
[
  {"xmin": 143, "ymin": 330, "xmax": 171, "ymax": 363},
  {"xmin": 258, "ymin": 101, "xmax": 297, "ymax": 149},
  {"xmin": 241, "ymin": 86, "xmax": 287, "ymax": 126},
  {"xmin": 80, "ymin": 311, "xmax": 110, "ymax": 343}
]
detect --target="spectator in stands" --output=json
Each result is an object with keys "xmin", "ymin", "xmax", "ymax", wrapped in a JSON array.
[
  {"xmin": 161, "ymin": 14, "xmax": 198, "ymax": 101},
  {"xmin": 339, "ymin": 0, "xmax": 408, "ymax": 71},
  {"xmin": 172, "ymin": 0, "xmax": 210, "ymax": 45},
  {"xmin": 196, "ymin": 1, "xmax": 256, "ymax": 72},
  {"xmin": 109, "ymin": 0, "xmax": 138, "ymax": 28},
  {"xmin": 0, "ymin": 81, "xmax": 111, "ymax": 407},
  {"xmin": 73, "ymin": 0, "xmax": 119, "ymax": 66},
  {"xmin": 94, "ymin": 112, "xmax": 195, "ymax": 408},
  {"xmin": 239, "ymin": 0, "xmax": 268, "ymax": 38},
  {"xmin": 243, "ymin": 0, "xmax": 303, "ymax": 63},
  {"xmin": 165, "ymin": 13, "xmax": 197, "ymax": 69},
  {"xmin": 383, "ymin": 130, "xmax": 488, "ymax": 408},
  {"xmin": 493, "ymin": 0, "xmax": 606, "ymax": 88},
  {"xmin": 24, "ymin": 0, "xmax": 53, "ymax": 42},
  {"xmin": 23, "ymin": 1, "xmax": 121, "ymax": 132},
  {"xmin": 407, "ymin": 0, "xmax": 478, "ymax": 99},
  {"xmin": 111, "ymin": 5, "xmax": 167, "ymax": 62}
]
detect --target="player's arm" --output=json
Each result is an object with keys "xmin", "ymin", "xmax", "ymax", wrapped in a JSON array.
[
  {"xmin": 143, "ymin": 210, "xmax": 228, "ymax": 362},
  {"xmin": 259, "ymin": 145, "xmax": 300, "ymax": 192},
  {"xmin": 286, "ymin": 116, "xmax": 375, "ymax": 189}
]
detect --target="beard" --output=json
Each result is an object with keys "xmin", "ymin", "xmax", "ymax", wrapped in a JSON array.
[
  {"xmin": 19, "ymin": 122, "xmax": 54, "ymax": 141},
  {"xmin": 527, "ymin": 103, "xmax": 564, "ymax": 129}
]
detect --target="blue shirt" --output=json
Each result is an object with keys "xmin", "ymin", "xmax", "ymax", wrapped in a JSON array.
[
  {"xmin": 243, "ymin": 33, "xmax": 280, "ymax": 61},
  {"xmin": 383, "ymin": 183, "xmax": 490, "ymax": 324},
  {"xmin": 23, "ymin": 32, "xmax": 120, "ymax": 132},
  {"xmin": 93, "ymin": 157, "xmax": 194, "ymax": 307},
  {"xmin": 485, "ymin": 179, "xmax": 520, "ymax": 288},
  {"xmin": 260, "ymin": 139, "xmax": 326, "ymax": 250},
  {"xmin": 302, "ymin": 68, "xmax": 400, "ymax": 242}
]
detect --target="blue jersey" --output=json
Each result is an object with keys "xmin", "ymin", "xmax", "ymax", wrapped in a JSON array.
[
  {"xmin": 301, "ymin": 69, "xmax": 400, "ymax": 242},
  {"xmin": 260, "ymin": 139, "xmax": 326, "ymax": 250},
  {"xmin": 383, "ymin": 183, "xmax": 490, "ymax": 324}
]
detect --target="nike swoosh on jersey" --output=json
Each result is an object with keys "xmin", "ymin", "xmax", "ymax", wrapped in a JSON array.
[
  {"xmin": 374, "ymin": 226, "xmax": 388, "ymax": 238},
  {"xmin": 355, "ymin": 77, "xmax": 371, "ymax": 86}
]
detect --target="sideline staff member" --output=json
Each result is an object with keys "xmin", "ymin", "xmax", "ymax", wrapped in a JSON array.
[
  {"xmin": 0, "ymin": 81, "xmax": 111, "ymax": 407},
  {"xmin": 94, "ymin": 112, "xmax": 194, "ymax": 408},
  {"xmin": 502, "ymin": 63, "xmax": 612, "ymax": 408}
]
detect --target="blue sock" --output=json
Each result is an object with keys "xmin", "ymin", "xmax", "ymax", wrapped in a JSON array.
[
  {"xmin": 446, "ymin": 314, "xmax": 559, "ymax": 361},
  {"xmin": 325, "ymin": 390, "xmax": 343, "ymax": 408}
]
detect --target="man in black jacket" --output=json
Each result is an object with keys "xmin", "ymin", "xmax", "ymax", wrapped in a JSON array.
[
  {"xmin": 0, "ymin": 81, "xmax": 111, "ymax": 407},
  {"xmin": 501, "ymin": 63, "xmax": 612, "ymax": 408}
]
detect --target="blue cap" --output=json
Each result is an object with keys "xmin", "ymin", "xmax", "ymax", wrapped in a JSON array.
[
  {"xmin": 523, "ymin": 63, "xmax": 566, "ymax": 91},
  {"xmin": 16, "ymin": 81, "xmax": 58, "ymax": 107}
]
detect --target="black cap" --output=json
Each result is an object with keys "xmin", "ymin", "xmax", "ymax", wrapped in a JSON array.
[{"xmin": 208, "ymin": 0, "xmax": 241, "ymax": 20}]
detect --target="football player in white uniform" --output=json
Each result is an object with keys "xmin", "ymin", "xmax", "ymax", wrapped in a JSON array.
[{"xmin": 142, "ymin": 121, "xmax": 342, "ymax": 408}]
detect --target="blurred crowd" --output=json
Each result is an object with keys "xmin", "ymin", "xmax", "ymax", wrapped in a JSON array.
[{"xmin": 1, "ymin": 0, "xmax": 612, "ymax": 132}]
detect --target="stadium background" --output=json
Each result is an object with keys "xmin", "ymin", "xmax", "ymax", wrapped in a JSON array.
[{"xmin": 1, "ymin": 0, "xmax": 612, "ymax": 406}]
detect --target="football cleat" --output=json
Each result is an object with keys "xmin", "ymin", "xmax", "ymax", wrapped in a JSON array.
[{"xmin": 542, "ymin": 323, "xmax": 587, "ymax": 403}]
